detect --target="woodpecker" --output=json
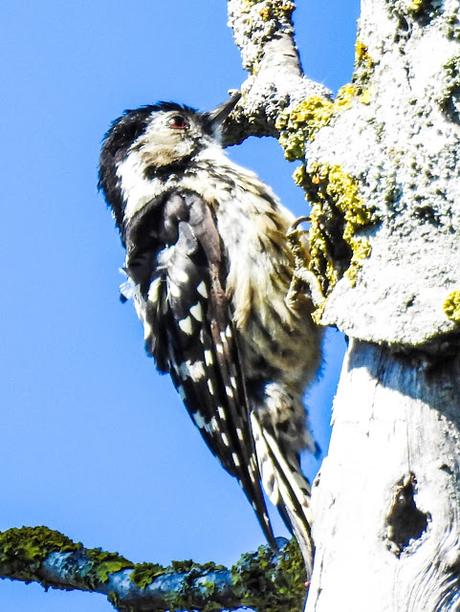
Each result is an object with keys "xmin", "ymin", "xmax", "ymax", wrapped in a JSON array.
[{"xmin": 98, "ymin": 94, "xmax": 322, "ymax": 570}]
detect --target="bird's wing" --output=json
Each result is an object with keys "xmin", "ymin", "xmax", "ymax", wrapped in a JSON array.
[{"xmin": 124, "ymin": 190, "xmax": 276, "ymax": 546}]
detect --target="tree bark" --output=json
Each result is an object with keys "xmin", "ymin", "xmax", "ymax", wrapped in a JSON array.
[
  {"xmin": 307, "ymin": 341, "xmax": 460, "ymax": 611},
  {"xmin": 224, "ymin": 0, "xmax": 330, "ymax": 146}
]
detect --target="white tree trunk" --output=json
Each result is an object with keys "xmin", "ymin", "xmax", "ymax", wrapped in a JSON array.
[
  {"xmin": 307, "ymin": 340, "xmax": 460, "ymax": 611},
  {"xmin": 301, "ymin": 1, "xmax": 460, "ymax": 607}
]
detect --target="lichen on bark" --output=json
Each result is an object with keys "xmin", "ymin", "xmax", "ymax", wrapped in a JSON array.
[
  {"xmin": 0, "ymin": 527, "xmax": 306, "ymax": 611},
  {"xmin": 443, "ymin": 290, "xmax": 460, "ymax": 323},
  {"xmin": 292, "ymin": 162, "xmax": 377, "ymax": 299},
  {"xmin": 0, "ymin": 526, "xmax": 80, "ymax": 584},
  {"xmin": 284, "ymin": 0, "xmax": 460, "ymax": 348}
]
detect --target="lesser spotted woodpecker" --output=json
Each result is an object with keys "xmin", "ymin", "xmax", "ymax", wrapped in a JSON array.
[{"xmin": 98, "ymin": 94, "xmax": 322, "ymax": 570}]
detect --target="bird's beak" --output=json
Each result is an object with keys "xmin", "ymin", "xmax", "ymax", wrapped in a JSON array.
[{"xmin": 204, "ymin": 92, "xmax": 241, "ymax": 131}]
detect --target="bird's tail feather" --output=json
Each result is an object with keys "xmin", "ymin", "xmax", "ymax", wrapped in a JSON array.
[{"xmin": 250, "ymin": 412, "xmax": 315, "ymax": 576}]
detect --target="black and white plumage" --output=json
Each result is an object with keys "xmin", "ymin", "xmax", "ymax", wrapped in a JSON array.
[{"xmin": 98, "ymin": 95, "xmax": 322, "ymax": 570}]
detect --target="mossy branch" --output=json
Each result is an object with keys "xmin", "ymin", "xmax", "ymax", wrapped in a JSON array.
[
  {"xmin": 0, "ymin": 527, "xmax": 307, "ymax": 611},
  {"xmin": 224, "ymin": 0, "xmax": 330, "ymax": 146}
]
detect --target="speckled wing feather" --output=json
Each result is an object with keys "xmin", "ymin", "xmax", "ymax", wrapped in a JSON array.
[{"xmin": 124, "ymin": 191, "xmax": 276, "ymax": 547}]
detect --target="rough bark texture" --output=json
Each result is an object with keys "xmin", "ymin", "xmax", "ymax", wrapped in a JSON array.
[
  {"xmin": 299, "ymin": 0, "xmax": 460, "ymax": 350},
  {"xmin": 307, "ymin": 341, "xmax": 460, "ymax": 611},
  {"xmin": 226, "ymin": 0, "xmax": 460, "ymax": 349},
  {"xmin": 224, "ymin": 0, "xmax": 330, "ymax": 146}
]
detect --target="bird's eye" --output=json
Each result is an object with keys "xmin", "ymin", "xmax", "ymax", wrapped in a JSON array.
[{"xmin": 168, "ymin": 115, "xmax": 188, "ymax": 130}]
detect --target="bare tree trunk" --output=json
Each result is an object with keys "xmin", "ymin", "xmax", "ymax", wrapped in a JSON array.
[{"xmin": 307, "ymin": 341, "xmax": 460, "ymax": 611}]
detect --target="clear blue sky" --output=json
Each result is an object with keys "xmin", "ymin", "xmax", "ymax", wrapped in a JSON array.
[{"xmin": 0, "ymin": 2, "xmax": 357, "ymax": 609}]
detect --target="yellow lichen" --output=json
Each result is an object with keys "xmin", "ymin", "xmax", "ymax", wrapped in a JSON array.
[
  {"xmin": 289, "ymin": 97, "xmax": 334, "ymax": 126},
  {"xmin": 259, "ymin": 1, "xmax": 295, "ymax": 21},
  {"xmin": 334, "ymin": 84, "xmax": 357, "ymax": 111},
  {"xmin": 408, "ymin": 0, "xmax": 425, "ymax": 13},
  {"xmin": 355, "ymin": 40, "xmax": 375, "ymax": 72},
  {"xmin": 276, "ymin": 97, "xmax": 335, "ymax": 160},
  {"xmin": 295, "ymin": 163, "xmax": 377, "ymax": 297},
  {"xmin": 311, "ymin": 164, "xmax": 374, "ymax": 243},
  {"xmin": 352, "ymin": 40, "xmax": 375, "ymax": 99},
  {"xmin": 276, "ymin": 83, "xmax": 371, "ymax": 161},
  {"xmin": 355, "ymin": 41, "xmax": 368, "ymax": 64},
  {"xmin": 359, "ymin": 88, "xmax": 372, "ymax": 105},
  {"xmin": 292, "ymin": 163, "xmax": 308, "ymax": 188},
  {"xmin": 259, "ymin": 7, "xmax": 270, "ymax": 19},
  {"xmin": 344, "ymin": 238, "xmax": 372, "ymax": 287},
  {"xmin": 443, "ymin": 290, "xmax": 460, "ymax": 323}
]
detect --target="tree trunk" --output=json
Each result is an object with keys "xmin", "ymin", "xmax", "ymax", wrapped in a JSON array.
[{"xmin": 307, "ymin": 340, "xmax": 460, "ymax": 611}]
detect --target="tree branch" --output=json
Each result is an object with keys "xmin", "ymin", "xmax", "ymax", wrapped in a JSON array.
[
  {"xmin": 0, "ymin": 527, "xmax": 307, "ymax": 611},
  {"xmin": 224, "ymin": 0, "xmax": 330, "ymax": 145}
]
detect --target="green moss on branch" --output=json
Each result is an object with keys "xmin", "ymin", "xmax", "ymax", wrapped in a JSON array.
[
  {"xmin": 0, "ymin": 526, "xmax": 79, "ymax": 584},
  {"xmin": 231, "ymin": 538, "xmax": 306, "ymax": 611},
  {"xmin": 0, "ymin": 527, "xmax": 306, "ymax": 611}
]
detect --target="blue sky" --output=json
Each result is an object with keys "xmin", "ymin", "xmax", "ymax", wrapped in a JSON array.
[{"xmin": 0, "ymin": 1, "xmax": 357, "ymax": 609}]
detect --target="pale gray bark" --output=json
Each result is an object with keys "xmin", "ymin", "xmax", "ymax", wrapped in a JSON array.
[
  {"xmin": 307, "ymin": 341, "xmax": 460, "ymax": 612},
  {"xmin": 303, "ymin": 0, "xmax": 460, "ymax": 349}
]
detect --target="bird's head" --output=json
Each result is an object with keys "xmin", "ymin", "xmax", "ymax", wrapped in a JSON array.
[{"xmin": 98, "ymin": 94, "xmax": 240, "ymax": 231}]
